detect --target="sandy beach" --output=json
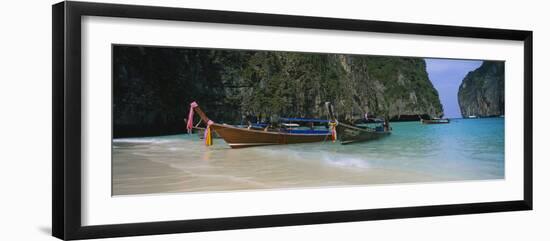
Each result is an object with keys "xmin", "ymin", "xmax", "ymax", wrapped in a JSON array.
[{"xmin": 112, "ymin": 135, "xmax": 464, "ymax": 196}]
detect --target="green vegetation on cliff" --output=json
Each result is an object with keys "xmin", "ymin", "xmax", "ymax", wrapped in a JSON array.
[
  {"xmin": 458, "ymin": 61, "xmax": 505, "ymax": 117},
  {"xmin": 113, "ymin": 46, "xmax": 443, "ymax": 137}
]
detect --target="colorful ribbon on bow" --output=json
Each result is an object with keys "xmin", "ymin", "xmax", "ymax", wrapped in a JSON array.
[
  {"xmin": 329, "ymin": 122, "xmax": 337, "ymax": 142},
  {"xmin": 204, "ymin": 120, "xmax": 214, "ymax": 146}
]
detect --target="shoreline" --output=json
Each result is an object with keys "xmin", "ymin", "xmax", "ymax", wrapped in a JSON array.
[{"xmin": 112, "ymin": 141, "xmax": 492, "ymax": 196}]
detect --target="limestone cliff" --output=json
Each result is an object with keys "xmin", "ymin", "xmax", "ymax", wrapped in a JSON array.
[
  {"xmin": 458, "ymin": 61, "xmax": 504, "ymax": 117},
  {"xmin": 113, "ymin": 46, "xmax": 443, "ymax": 137}
]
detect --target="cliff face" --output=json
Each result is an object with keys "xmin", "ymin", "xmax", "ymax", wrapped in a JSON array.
[
  {"xmin": 113, "ymin": 46, "xmax": 443, "ymax": 137},
  {"xmin": 458, "ymin": 61, "xmax": 504, "ymax": 118},
  {"xmin": 339, "ymin": 55, "xmax": 442, "ymax": 121}
]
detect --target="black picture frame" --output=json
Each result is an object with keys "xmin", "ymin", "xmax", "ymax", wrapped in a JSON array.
[{"xmin": 52, "ymin": 1, "xmax": 533, "ymax": 240}]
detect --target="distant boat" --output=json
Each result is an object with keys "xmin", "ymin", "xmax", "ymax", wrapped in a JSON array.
[
  {"xmin": 188, "ymin": 102, "xmax": 332, "ymax": 148},
  {"xmin": 468, "ymin": 115, "xmax": 477, "ymax": 119},
  {"xmin": 420, "ymin": 118, "xmax": 450, "ymax": 124},
  {"xmin": 325, "ymin": 102, "xmax": 391, "ymax": 145}
]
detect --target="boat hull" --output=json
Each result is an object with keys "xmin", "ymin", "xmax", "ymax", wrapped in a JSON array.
[
  {"xmin": 211, "ymin": 124, "xmax": 331, "ymax": 148},
  {"xmin": 336, "ymin": 123, "xmax": 390, "ymax": 145},
  {"xmin": 421, "ymin": 119, "xmax": 451, "ymax": 124}
]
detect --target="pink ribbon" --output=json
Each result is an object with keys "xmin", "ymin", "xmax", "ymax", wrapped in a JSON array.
[{"xmin": 187, "ymin": 102, "xmax": 198, "ymax": 132}]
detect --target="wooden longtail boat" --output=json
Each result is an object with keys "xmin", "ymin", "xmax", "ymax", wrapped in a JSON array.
[
  {"xmin": 334, "ymin": 122, "xmax": 391, "ymax": 145},
  {"xmin": 190, "ymin": 102, "xmax": 332, "ymax": 148},
  {"xmin": 325, "ymin": 102, "xmax": 391, "ymax": 145},
  {"xmin": 420, "ymin": 118, "xmax": 451, "ymax": 124}
]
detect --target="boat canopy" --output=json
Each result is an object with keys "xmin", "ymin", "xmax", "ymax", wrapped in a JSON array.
[
  {"xmin": 280, "ymin": 117, "xmax": 330, "ymax": 123},
  {"xmin": 251, "ymin": 123, "xmax": 269, "ymax": 128},
  {"xmin": 282, "ymin": 129, "xmax": 331, "ymax": 135}
]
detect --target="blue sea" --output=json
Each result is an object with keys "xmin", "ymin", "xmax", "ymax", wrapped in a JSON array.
[
  {"xmin": 318, "ymin": 117, "xmax": 505, "ymax": 179},
  {"xmin": 112, "ymin": 118, "xmax": 504, "ymax": 195}
]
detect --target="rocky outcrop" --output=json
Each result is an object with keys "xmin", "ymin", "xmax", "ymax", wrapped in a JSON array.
[
  {"xmin": 113, "ymin": 46, "xmax": 443, "ymax": 137},
  {"xmin": 458, "ymin": 61, "xmax": 504, "ymax": 117},
  {"xmin": 339, "ymin": 55, "xmax": 442, "ymax": 121}
]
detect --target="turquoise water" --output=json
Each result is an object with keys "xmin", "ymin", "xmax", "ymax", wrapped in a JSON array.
[
  {"xmin": 244, "ymin": 117, "xmax": 505, "ymax": 180},
  {"xmin": 312, "ymin": 117, "xmax": 505, "ymax": 179},
  {"xmin": 112, "ymin": 118, "xmax": 504, "ymax": 194}
]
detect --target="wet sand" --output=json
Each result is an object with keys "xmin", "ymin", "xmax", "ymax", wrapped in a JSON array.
[{"xmin": 112, "ymin": 136, "xmax": 459, "ymax": 196}]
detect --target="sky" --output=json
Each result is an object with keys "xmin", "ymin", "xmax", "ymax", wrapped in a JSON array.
[{"xmin": 424, "ymin": 58, "xmax": 483, "ymax": 118}]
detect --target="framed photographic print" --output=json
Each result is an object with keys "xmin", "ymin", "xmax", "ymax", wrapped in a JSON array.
[{"xmin": 52, "ymin": 1, "xmax": 533, "ymax": 240}]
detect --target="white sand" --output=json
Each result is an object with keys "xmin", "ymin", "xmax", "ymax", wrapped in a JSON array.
[{"xmin": 112, "ymin": 138, "xmax": 461, "ymax": 196}]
